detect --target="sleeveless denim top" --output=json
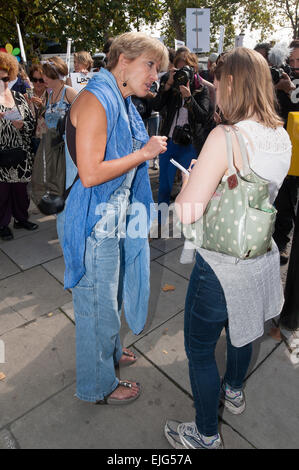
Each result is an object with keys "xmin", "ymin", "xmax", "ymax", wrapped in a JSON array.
[
  {"xmin": 45, "ymin": 86, "xmax": 71, "ymax": 129},
  {"xmin": 62, "ymin": 69, "xmax": 154, "ymax": 334}
]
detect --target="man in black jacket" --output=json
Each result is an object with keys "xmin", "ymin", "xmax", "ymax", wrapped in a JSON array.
[{"xmin": 272, "ymin": 40, "xmax": 299, "ymax": 264}]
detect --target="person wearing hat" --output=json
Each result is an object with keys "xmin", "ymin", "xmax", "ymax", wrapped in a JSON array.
[{"xmin": 200, "ymin": 52, "xmax": 218, "ymax": 83}]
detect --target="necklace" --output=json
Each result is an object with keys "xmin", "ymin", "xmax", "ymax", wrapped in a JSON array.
[{"xmin": 50, "ymin": 84, "xmax": 64, "ymax": 106}]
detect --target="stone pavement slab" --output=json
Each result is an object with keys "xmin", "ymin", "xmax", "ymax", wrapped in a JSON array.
[
  {"xmin": 0, "ymin": 251, "xmax": 20, "ymax": 281},
  {"xmin": 120, "ymin": 260, "xmax": 189, "ymax": 346},
  {"xmin": 0, "ymin": 310, "xmax": 76, "ymax": 429},
  {"xmin": 154, "ymin": 246, "xmax": 194, "ymax": 280},
  {"xmin": 0, "ymin": 300, "xmax": 26, "ymax": 336},
  {"xmin": 0, "ymin": 266, "xmax": 71, "ymax": 321},
  {"xmin": 43, "ymin": 256, "xmax": 65, "ymax": 286},
  {"xmin": 150, "ymin": 236, "xmax": 184, "ymax": 254},
  {"xmin": 220, "ymin": 341, "xmax": 299, "ymax": 449},
  {"xmin": 0, "ymin": 228, "xmax": 62, "ymax": 270},
  {"xmin": 7, "ymin": 354, "xmax": 253, "ymax": 449}
]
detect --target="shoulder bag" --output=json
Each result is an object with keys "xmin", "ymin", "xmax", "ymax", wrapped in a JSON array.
[{"xmin": 180, "ymin": 125, "xmax": 277, "ymax": 259}]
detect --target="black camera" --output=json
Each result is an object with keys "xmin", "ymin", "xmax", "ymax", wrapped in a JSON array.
[
  {"xmin": 173, "ymin": 66, "xmax": 194, "ymax": 89},
  {"xmin": 172, "ymin": 123, "xmax": 192, "ymax": 146},
  {"xmin": 270, "ymin": 63, "xmax": 293, "ymax": 85}
]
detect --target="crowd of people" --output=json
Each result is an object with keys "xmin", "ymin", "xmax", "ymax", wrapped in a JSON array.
[{"xmin": 0, "ymin": 32, "xmax": 298, "ymax": 449}]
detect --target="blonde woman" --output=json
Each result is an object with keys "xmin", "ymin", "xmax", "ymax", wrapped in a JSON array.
[
  {"xmin": 165, "ymin": 48, "xmax": 292, "ymax": 449},
  {"xmin": 66, "ymin": 51, "xmax": 94, "ymax": 87},
  {"xmin": 62, "ymin": 33, "xmax": 168, "ymax": 404}
]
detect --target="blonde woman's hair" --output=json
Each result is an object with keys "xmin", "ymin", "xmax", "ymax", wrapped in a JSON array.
[
  {"xmin": 107, "ymin": 32, "xmax": 169, "ymax": 72},
  {"xmin": 42, "ymin": 56, "xmax": 68, "ymax": 79},
  {"xmin": 74, "ymin": 51, "xmax": 93, "ymax": 71},
  {"xmin": 214, "ymin": 48, "xmax": 283, "ymax": 128}
]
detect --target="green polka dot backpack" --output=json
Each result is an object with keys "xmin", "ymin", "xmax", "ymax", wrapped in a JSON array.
[{"xmin": 181, "ymin": 125, "xmax": 277, "ymax": 259}]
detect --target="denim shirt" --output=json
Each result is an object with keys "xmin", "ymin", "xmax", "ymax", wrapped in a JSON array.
[{"xmin": 62, "ymin": 69, "xmax": 154, "ymax": 334}]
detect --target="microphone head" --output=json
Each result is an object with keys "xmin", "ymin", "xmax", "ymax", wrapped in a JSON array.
[{"xmin": 268, "ymin": 42, "xmax": 292, "ymax": 67}]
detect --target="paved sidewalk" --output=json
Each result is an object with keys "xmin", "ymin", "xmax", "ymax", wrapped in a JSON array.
[{"xmin": 0, "ymin": 169, "xmax": 298, "ymax": 449}]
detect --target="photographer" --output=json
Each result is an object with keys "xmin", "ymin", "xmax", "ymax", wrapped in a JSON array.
[
  {"xmin": 152, "ymin": 49, "xmax": 213, "ymax": 210},
  {"xmin": 267, "ymin": 42, "xmax": 299, "ymax": 264}
]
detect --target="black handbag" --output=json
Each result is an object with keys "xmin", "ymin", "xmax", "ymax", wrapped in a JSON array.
[{"xmin": 0, "ymin": 147, "xmax": 27, "ymax": 168}]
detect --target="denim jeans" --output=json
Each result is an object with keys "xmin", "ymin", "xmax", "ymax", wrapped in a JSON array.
[
  {"xmin": 158, "ymin": 138, "xmax": 198, "ymax": 207},
  {"xmin": 184, "ymin": 252, "xmax": 253, "ymax": 436},
  {"xmin": 71, "ymin": 168, "xmax": 136, "ymax": 402}
]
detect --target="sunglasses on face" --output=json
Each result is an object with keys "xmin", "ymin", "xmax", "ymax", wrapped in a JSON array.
[
  {"xmin": 0, "ymin": 76, "xmax": 10, "ymax": 83},
  {"xmin": 31, "ymin": 77, "xmax": 44, "ymax": 83}
]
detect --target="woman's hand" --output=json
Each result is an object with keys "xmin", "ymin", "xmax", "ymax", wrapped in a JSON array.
[
  {"xmin": 142, "ymin": 135, "xmax": 167, "ymax": 161},
  {"xmin": 11, "ymin": 120, "xmax": 24, "ymax": 129},
  {"xmin": 179, "ymin": 81, "xmax": 191, "ymax": 99},
  {"xmin": 181, "ymin": 159, "xmax": 197, "ymax": 186},
  {"xmin": 0, "ymin": 112, "xmax": 5, "ymax": 120},
  {"xmin": 30, "ymin": 96, "xmax": 43, "ymax": 107}
]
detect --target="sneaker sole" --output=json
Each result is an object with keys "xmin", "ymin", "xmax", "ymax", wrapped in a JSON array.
[{"xmin": 164, "ymin": 421, "xmax": 186, "ymax": 449}]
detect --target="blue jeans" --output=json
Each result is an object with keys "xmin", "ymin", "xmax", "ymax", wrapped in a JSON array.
[
  {"xmin": 158, "ymin": 138, "xmax": 197, "ymax": 207},
  {"xmin": 71, "ymin": 169, "xmax": 136, "ymax": 402},
  {"xmin": 184, "ymin": 252, "xmax": 253, "ymax": 436}
]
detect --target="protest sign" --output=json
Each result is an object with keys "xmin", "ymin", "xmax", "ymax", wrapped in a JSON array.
[
  {"xmin": 186, "ymin": 8, "xmax": 210, "ymax": 53},
  {"xmin": 69, "ymin": 72, "xmax": 97, "ymax": 91},
  {"xmin": 174, "ymin": 39, "xmax": 185, "ymax": 51}
]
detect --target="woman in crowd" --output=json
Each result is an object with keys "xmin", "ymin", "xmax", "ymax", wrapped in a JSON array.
[
  {"xmin": 42, "ymin": 56, "xmax": 77, "ymax": 130},
  {"xmin": 152, "ymin": 48, "xmax": 213, "ymax": 218},
  {"xmin": 0, "ymin": 52, "xmax": 37, "ymax": 241},
  {"xmin": 61, "ymin": 32, "xmax": 168, "ymax": 404},
  {"xmin": 41, "ymin": 56, "xmax": 78, "ymax": 219},
  {"xmin": 164, "ymin": 48, "xmax": 292, "ymax": 449},
  {"xmin": 26, "ymin": 63, "xmax": 48, "ymax": 153},
  {"xmin": 73, "ymin": 51, "xmax": 93, "ymax": 74},
  {"xmin": 66, "ymin": 51, "xmax": 94, "ymax": 86}
]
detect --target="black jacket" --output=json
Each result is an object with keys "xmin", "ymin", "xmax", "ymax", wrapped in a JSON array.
[
  {"xmin": 152, "ymin": 74, "xmax": 214, "ymax": 153},
  {"xmin": 276, "ymin": 86, "xmax": 299, "ymax": 128}
]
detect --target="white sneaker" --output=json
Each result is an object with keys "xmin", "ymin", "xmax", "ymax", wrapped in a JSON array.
[
  {"xmin": 220, "ymin": 381, "xmax": 246, "ymax": 415},
  {"xmin": 164, "ymin": 420, "xmax": 185, "ymax": 449},
  {"xmin": 165, "ymin": 420, "xmax": 223, "ymax": 449},
  {"xmin": 178, "ymin": 422, "xmax": 223, "ymax": 449}
]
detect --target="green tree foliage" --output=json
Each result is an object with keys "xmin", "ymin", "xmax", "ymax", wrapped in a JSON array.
[
  {"xmin": 268, "ymin": 0, "xmax": 299, "ymax": 39},
  {"xmin": 160, "ymin": 0, "xmax": 275, "ymax": 50},
  {"xmin": 0, "ymin": 0, "xmax": 293, "ymax": 62},
  {"xmin": 0, "ymin": 0, "xmax": 163, "ymax": 59}
]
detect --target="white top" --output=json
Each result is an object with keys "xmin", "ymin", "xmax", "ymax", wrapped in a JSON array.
[
  {"xmin": 169, "ymin": 106, "xmax": 188, "ymax": 138},
  {"xmin": 235, "ymin": 120, "xmax": 292, "ymax": 203}
]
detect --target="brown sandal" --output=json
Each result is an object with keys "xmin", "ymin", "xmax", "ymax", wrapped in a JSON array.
[{"xmin": 95, "ymin": 380, "xmax": 141, "ymax": 405}]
